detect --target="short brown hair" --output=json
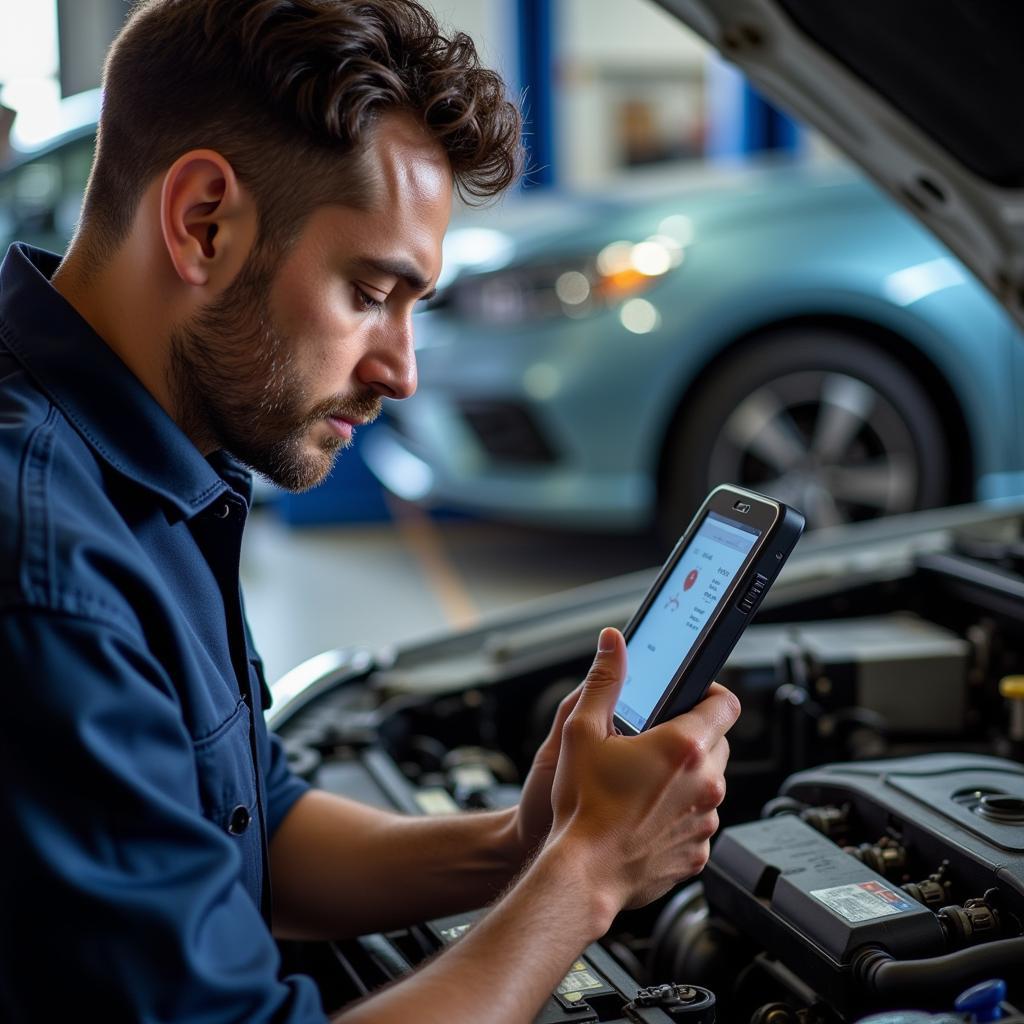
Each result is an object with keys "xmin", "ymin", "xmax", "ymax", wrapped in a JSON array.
[{"xmin": 80, "ymin": 0, "xmax": 523, "ymax": 260}]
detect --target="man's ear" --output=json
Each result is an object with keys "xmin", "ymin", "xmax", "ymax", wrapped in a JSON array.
[{"xmin": 159, "ymin": 149, "xmax": 256, "ymax": 288}]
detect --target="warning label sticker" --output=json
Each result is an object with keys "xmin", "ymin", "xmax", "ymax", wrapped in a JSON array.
[
  {"xmin": 810, "ymin": 881, "xmax": 916, "ymax": 922},
  {"xmin": 437, "ymin": 923, "xmax": 472, "ymax": 944},
  {"xmin": 556, "ymin": 962, "xmax": 605, "ymax": 995}
]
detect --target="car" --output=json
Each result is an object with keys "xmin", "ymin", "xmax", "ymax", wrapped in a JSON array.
[
  {"xmin": 265, "ymin": 1, "xmax": 1024, "ymax": 1020},
  {"xmin": 364, "ymin": 159, "xmax": 1024, "ymax": 538}
]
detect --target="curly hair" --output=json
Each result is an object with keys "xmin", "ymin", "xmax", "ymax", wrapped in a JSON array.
[{"xmin": 80, "ymin": 0, "xmax": 523, "ymax": 260}]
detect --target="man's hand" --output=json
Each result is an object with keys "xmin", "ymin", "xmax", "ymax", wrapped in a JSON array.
[
  {"xmin": 547, "ymin": 627, "xmax": 740, "ymax": 915},
  {"xmin": 328, "ymin": 627, "xmax": 738, "ymax": 1023},
  {"xmin": 512, "ymin": 682, "xmax": 584, "ymax": 856}
]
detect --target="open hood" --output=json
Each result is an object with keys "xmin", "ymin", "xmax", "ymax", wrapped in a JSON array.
[{"xmin": 655, "ymin": 0, "xmax": 1024, "ymax": 329}]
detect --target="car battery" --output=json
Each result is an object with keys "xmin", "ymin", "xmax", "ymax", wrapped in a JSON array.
[
  {"xmin": 313, "ymin": 742, "xmax": 680, "ymax": 1022},
  {"xmin": 332, "ymin": 908, "xmax": 679, "ymax": 1024},
  {"xmin": 428, "ymin": 912, "xmax": 632, "ymax": 1022},
  {"xmin": 723, "ymin": 614, "xmax": 970, "ymax": 734},
  {"xmin": 702, "ymin": 814, "xmax": 946, "ymax": 1009}
]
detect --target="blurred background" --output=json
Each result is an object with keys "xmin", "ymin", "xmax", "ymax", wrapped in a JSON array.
[{"xmin": 3, "ymin": 0, "xmax": 1018, "ymax": 682}]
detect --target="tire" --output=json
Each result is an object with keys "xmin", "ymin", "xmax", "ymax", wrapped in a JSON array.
[{"xmin": 659, "ymin": 327, "xmax": 953, "ymax": 539}]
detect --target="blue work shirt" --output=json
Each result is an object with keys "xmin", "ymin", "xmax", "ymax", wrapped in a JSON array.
[{"xmin": 0, "ymin": 244, "xmax": 326, "ymax": 1022}]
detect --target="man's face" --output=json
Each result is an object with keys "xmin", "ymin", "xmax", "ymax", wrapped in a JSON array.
[{"xmin": 169, "ymin": 114, "xmax": 452, "ymax": 491}]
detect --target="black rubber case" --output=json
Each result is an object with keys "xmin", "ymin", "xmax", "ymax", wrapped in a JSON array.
[{"xmin": 614, "ymin": 484, "xmax": 805, "ymax": 733}]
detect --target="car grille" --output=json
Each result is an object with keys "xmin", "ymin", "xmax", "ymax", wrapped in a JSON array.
[{"xmin": 457, "ymin": 400, "xmax": 558, "ymax": 465}]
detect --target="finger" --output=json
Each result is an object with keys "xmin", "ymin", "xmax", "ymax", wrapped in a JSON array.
[
  {"xmin": 674, "ymin": 806, "xmax": 724, "ymax": 855},
  {"xmin": 696, "ymin": 760, "xmax": 728, "ymax": 812},
  {"xmin": 567, "ymin": 627, "xmax": 627, "ymax": 736},
  {"xmin": 535, "ymin": 685, "xmax": 585, "ymax": 764},
  {"xmin": 654, "ymin": 683, "xmax": 741, "ymax": 748},
  {"xmin": 550, "ymin": 684, "xmax": 584, "ymax": 736},
  {"xmin": 682, "ymin": 738, "xmax": 729, "ymax": 814},
  {"xmin": 707, "ymin": 734, "xmax": 730, "ymax": 775}
]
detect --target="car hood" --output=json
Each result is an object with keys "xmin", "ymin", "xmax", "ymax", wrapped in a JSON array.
[
  {"xmin": 438, "ymin": 160, "xmax": 867, "ymax": 288},
  {"xmin": 655, "ymin": 0, "xmax": 1024, "ymax": 330}
]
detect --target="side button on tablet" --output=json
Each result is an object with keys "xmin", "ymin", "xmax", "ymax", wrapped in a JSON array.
[{"xmin": 737, "ymin": 572, "xmax": 769, "ymax": 614}]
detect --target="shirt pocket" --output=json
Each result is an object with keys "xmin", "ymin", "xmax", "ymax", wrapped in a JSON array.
[
  {"xmin": 192, "ymin": 698, "xmax": 263, "ymax": 904},
  {"xmin": 191, "ymin": 698, "xmax": 258, "ymax": 832}
]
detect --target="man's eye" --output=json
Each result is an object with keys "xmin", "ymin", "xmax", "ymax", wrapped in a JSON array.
[{"xmin": 355, "ymin": 287, "xmax": 384, "ymax": 312}]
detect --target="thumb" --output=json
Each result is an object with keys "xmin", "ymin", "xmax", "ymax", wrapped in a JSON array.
[{"xmin": 572, "ymin": 627, "xmax": 628, "ymax": 731}]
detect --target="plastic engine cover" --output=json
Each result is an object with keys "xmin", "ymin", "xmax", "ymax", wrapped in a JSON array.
[
  {"xmin": 702, "ymin": 754, "xmax": 1024, "ymax": 1011},
  {"xmin": 705, "ymin": 815, "xmax": 945, "ymax": 963}
]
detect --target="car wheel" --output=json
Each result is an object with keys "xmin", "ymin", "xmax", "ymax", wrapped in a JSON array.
[{"xmin": 659, "ymin": 328, "xmax": 953, "ymax": 537}]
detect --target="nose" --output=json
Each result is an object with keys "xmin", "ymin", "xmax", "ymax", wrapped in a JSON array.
[{"xmin": 357, "ymin": 315, "xmax": 418, "ymax": 400}]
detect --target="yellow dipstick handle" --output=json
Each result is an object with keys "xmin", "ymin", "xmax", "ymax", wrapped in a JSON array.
[
  {"xmin": 999, "ymin": 676, "xmax": 1024, "ymax": 740},
  {"xmin": 999, "ymin": 676, "xmax": 1024, "ymax": 699}
]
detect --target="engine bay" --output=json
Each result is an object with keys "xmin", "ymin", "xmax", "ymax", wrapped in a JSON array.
[{"xmin": 273, "ymin": 504, "xmax": 1024, "ymax": 1021}]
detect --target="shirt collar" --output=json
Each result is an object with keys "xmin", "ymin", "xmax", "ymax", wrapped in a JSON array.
[{"xmin": 0, "ymin": 243, "xmax": 251, "ymax": 519}]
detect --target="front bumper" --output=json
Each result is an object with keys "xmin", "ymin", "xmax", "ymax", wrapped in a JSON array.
[{"xmin": 362, "ymin": 421, "xmax": 652, "ymax": 530}]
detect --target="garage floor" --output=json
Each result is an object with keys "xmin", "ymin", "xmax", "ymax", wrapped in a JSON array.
[{"xmin": 240, "ymin": 502, "xmax": 661, "ymax": 685}]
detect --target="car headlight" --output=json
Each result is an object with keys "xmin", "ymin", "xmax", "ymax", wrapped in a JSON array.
[{"xmin": 448, "ymin": 234, "xmax": 686, "ymax": 325}]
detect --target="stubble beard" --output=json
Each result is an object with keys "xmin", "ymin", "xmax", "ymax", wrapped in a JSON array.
[{"xmin": 168, "ymin": 250, "xmax": 381, "ymax": 492}]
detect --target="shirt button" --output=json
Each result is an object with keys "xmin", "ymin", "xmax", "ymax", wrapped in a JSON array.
[
  {"xmin": 227, "ymin": 805, "xmax": 251, "ymax": 835},
  {"xmin": 213, "ymin": 502, "xmax": 232, "ymax": 519}
]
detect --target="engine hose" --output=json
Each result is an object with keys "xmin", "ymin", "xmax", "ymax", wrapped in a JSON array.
[{"xmin": 854, "ymin": 938, "xmax": 1024, "ymax": 1004}]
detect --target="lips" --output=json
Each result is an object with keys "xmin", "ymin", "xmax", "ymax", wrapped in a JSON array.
[
  {"xmin": 319, "ymin": 396, "xmax": 381, "ymax": 442},
  {"xmin": 326, "ymin": 416, "xmax": 356, "ymax": 440}
]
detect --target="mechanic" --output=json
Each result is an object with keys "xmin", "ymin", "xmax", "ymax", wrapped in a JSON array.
[{"xmin": 0, "ymin": 1, "xmax": 739, "ymax": 1021}]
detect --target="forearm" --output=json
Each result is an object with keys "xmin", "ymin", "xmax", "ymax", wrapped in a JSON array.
[
  {"xmin": 271, "ymin": 789, "xmax": 525, "ymax": 940},
  {"xmin": 333, "ymin": 838, "xmax": 614, "ymax": 1024}
]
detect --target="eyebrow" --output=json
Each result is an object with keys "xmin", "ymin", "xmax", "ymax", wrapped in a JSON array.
[{"xmin": 358, "ymin": 257, "xmax": 437, "ymax": 302}]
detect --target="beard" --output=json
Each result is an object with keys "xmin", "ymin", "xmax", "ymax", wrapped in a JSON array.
[{"xmin": 168, "ymin": 249, "xmax": 381, "ymax": 492}]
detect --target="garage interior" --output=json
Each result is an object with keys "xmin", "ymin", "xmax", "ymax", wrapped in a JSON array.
[{"xmin": 6, "ymin": 1, "xmax": 1024, "ymax": 1021}]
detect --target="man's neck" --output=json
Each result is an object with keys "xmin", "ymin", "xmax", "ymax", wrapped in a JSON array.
[{"xmin": 52, "ymin": 238, "xmax": 182, "ymax": 433}]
